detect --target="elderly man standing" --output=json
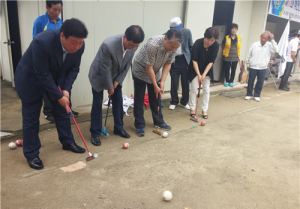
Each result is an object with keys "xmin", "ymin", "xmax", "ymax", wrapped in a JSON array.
[
  {"xmin": 132, "ymin": 29, "xmax": 183, "ymax": 137},
  {"xmin": 168, "ymin": 17, "xmax": 193, "ymax": 110},
  {"xmin": 245, "ymin": 31, "xmax": 278, "ymax": 102},
  {"xmin": 89, "ymin": 25, "xmax": 145, "ymax": 146}
]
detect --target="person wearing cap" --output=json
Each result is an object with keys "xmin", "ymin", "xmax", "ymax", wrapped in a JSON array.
[
  {"xmin": 279, "ymin": 30, "xmax": 300, "ymax": 91},
  {"xmin": 168, "ymin": 17, "xmax": 193, "ymax": 111},
  {"xmin": 89, "ymin": 26, "xmax": 145, "ymax": 145},
  {"xmin": 132, "ymin": 29, "xmax": 183, "ymax": 137},
  {"xmin": 222, "ymin": 23, "xmax": 242, "ymax": 87}
]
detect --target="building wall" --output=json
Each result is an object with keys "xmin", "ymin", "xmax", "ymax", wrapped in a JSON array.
[
  {"xmin": 185, "ymin": 0, "xmax": 215, "ymax": 40},
  {"xmin": 245, "ymin": 0, "xmax": 270, "ymax": 57},
  {"xmin": 17, "ymin": 1, "xmax": 39, "ymax": 55},
  {"xmin": 232, "ymin": 0, "xmax": 254, "ymax": 64},
  {"xmin": 63, "ymin": 1, "xmax": 185, "ymax": 107},
  {"xmin": 15, "ymin": 0, "xmax": 278, "ymax": 107}
]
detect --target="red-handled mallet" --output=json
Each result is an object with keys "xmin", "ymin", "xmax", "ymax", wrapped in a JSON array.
[{"xmin": 58, "ymin": 87, "xmax": 97, "ymax": 161}]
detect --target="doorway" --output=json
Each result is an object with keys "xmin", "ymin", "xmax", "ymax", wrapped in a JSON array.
[
  {"xmin": 7, "ymin": 0, "xmax": 22, "ymax": 74},
  {"xmin": 212, "ymin": 0, "xmax": 235, "ymax": 83}
]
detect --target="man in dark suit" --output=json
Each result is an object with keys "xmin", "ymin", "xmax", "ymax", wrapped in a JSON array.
[
  {"xmin": 168, "ymin": 17, "xmax": 193, "ymax": 111},
  {"xmin": 88, "ymin": 25, "xmax": 144, "ymax": 146},
  {"xmin": 15, "ymin": 18, "xmax": 88, "ymax": 170}
]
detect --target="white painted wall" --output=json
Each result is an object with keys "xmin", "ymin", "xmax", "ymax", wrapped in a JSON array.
[
  {"xmin": 232, "ymin": 0, "xmax": 254, "ymax": 63},
  {"xmin": 245, "ymin": 0, "xmax": 270, "ymax": 56},
  {"xmin": 17, "ymin": 1, "xmax": 39, "ymax": 55},
  {"xmin": 185, "ymin": 0, "xmax": 215, "ymax": 40},
  {"xmin": 13, "ymin": 0, "xmax": 277, "ymax": 107},
  {"xmin": 63, "ymin": 0, "xmax": 184, "ymax": 107}
]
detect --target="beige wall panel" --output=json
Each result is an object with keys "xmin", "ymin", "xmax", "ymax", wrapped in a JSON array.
[
  {"xmin": 66, "ymin": 1, "xmax": 144, "ymax": 107},
  {"xmin": 232, "ymin": 0, "xmax": 254, "ymax": 62},
  {"xmin": 18, "ymin": 1, "xmax": 39, "ymax": 55},
  {"xmin": 143, "ymin": 0, "xmax": 184, "ymax": 94},
  {"xmin": 245, "ymin": 0, "xmax": 270, "ymax": 57},
  {"xmin": 185, "ymin": 0, "xmax": 215, "ymax": 40},
  {"xmin": 65, "ymin": 1, "xmax": 184, "ymax": 107}
]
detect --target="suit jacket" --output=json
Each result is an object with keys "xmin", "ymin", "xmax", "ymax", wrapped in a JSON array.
[
  {"xmin": 181, "ymin": 28, "xmax": 193, "ymax": 64},
  {"xmin": 89, "ymin": 34, "xmax": 137, "ymax": 92},
  {"xmin": 14, "ymin": 30, "xmax": 85, "ymax": 103}
]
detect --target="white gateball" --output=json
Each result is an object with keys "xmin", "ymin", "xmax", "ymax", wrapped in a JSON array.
[
  {"xmin": 8, "ymin": 142, "xmax": 17, "ymax": 149},
  {"xmin": 162, "ymin": 191, "xmax": 173, "ymax": 201},
  {"xmin": 162, "ymin": 132, "xmax": 168, "ymax": 138}
]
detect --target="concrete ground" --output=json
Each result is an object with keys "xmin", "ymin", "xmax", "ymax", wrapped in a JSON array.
[{"xmin": 1, "ymin": 76, "xmax": 300, "ymax": 209}]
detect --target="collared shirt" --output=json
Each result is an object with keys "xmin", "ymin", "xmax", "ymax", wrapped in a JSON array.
[
  {"xmin": 286, "ymin": 38, "xmax": 299, "ymax": 62},
  {"xmin": 175, "ymin": 44, "xmax": 183, "ymax": 56},
  {"xmin": 132, "ymin": 35, "xmax": 176, "ymax": 84},
  {"xmin": 122, "ymin": 36, "xmax": 128, "ymax": 58},
  {"xmin": 246, "ymin": 40, "xmax": 278, "ymax": 70},
  {"xmin": 60, "ymin": 41, "xmax": 69, "ymax": 62},
  {"xmin": 33, "ymin": 12, "xmax": 63, "ymax": 38}
]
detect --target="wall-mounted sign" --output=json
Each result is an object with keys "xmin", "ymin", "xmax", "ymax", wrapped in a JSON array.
[{"xmin": 269, "ymin": 0, "xmax": 300, "ymax": 22}]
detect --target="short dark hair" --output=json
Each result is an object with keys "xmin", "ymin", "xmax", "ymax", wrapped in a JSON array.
[
  {"xmin": 46, "ymin": 0, "xmax": 63, "ymax": 9},
  {"xmin": 231, "ymin": 23, "xmax": 238, "ymax": 30},
  {"xmin": 290, "ymin": 30, "xmax": 298, "ymax": 37},
  {"xmin": 125, "ymin": 25, "xmax": 145, "ymax": 44},
  {"xmin": 165, "ymin": 28, "xmax": 183, "ymax": 44},
  {"xmin": 60, "ymin": 18, "xmax": 88, "ymax": 39},
  {"xmin": 204, "ymin": 27, "xmax": 219, "ymax": 39}
]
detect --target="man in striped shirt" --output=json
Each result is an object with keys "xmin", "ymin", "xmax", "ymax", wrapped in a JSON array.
[{"xmin": 132, "ymin": 29, "xmax": 183, "ymax": 137}]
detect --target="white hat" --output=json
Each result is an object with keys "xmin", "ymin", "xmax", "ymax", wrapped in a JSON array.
[{"xmin": 169, "ymin": 17, "xmax": 182, "ymax": 30}]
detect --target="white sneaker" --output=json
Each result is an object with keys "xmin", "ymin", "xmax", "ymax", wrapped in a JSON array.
[
  {"xmin": 245, "ymin": 96, "xmax": 252, "ymax": 100},
  {"xmin": 169, "ymin": 105, "xmax": 176, "ymax": 110},
  {"xmin": 254, "ymin": 97, "xmax": 260, "ymax": 102},
  {"xmin": 180, "ymin": 104, "xmax": 190, "ymax": 110}
]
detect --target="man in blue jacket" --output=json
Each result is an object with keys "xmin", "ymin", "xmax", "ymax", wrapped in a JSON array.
[
  {"xmin": 33, "ymin": 0, "xmax": 63, "ymax": 38},
  {"xmin": 15, "ymin": 18, "xmax": 88, "ymax": 170}
]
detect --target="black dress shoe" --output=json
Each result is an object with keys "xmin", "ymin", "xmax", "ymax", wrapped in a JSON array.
[
  {"xmin": 62, "ymin": 143, "xmax": 86, "ymax": 153},
  {"xmin": 114, "ymin": 130, "xmax": 130, "ymax": 138},
  {"xmin": 45, "ymin": 114, "xmax": 55, "ymax": 122},
  {"xmin": 27, "ymin": 157, "xmax": 44, "ymax": 170},
  {"xmin": 91, "ymin": 136, "xmax": 101, "ymax": 146},
  {"xmin": 279, "ymin": 86, "xmax": 290, "ymax": 91}
]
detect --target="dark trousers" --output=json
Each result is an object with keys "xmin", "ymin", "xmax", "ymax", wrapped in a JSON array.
[
  {"xmin": 22, "ymin": 96, "xmax": 74, "ymax": 160},
  {"xmin": 279, "ymin": 62, "xmax": 293, "ymax": 88},
  {"xmin": 43, "ymin": 91, "xmax": 73, "ymax": 116},
  {"xmin": 133, "ymin": 76, "xmax": 164, "ymax": 129},
  {"xmin": 170, "ymin": 55, "xmax": 189, "ymax": 105},
  {"xmin": 247, "ymin": 68, "xmax": 266, "ymax": 97},
  {"xmin": 223, "ymin": 60, "xmax": 238, "ymax": 83},
  {"xmin": 90, "ymin": 85, "xmax": 123, "ymax": 138}
]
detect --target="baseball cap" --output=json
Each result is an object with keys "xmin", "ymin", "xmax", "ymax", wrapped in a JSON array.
[{"xmin": 170, "ymin": 17, "xmax": 182, "ymax": 30}]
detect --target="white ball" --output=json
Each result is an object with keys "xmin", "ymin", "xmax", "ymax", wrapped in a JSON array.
[
  {"xmin": 163, "ymin": 191, "xmax": 173, "ymax": 201},
  {"xmin": 8, "ymin": 142, "xmax": 17, "ymax": 149},
  {"xmin": 162, "ymin": 132, "xmax": 168, "ymax": 138}
]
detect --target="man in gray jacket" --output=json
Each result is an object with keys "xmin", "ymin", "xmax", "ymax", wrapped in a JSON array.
[
  {"xmin": 168, "ymin": 17, "xmax": 193, "ymax": 110},
  {"xmin": 89, "ymin": 25, "xmax": 144, "ymax": 145}
]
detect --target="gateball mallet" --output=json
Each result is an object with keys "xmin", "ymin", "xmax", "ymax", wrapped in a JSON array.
[
  {"xmin": 58, "ymin": 87, "xmax": 97, "ymax": 161},
  {"xmin": 101, "ymin": 98, "xmax": 111, "ymax": 137}
]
